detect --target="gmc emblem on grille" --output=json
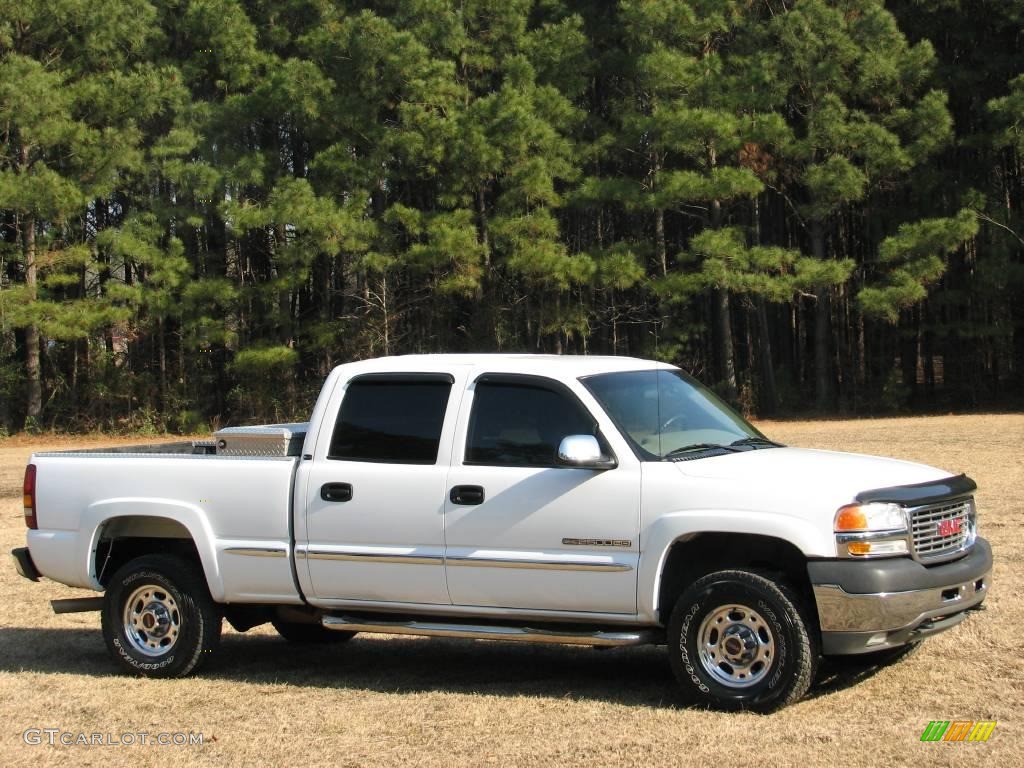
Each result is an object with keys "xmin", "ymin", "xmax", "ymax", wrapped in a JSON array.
[{"xmin": 937, "ymin": 519, "xmax": 962, "ymax": 537}]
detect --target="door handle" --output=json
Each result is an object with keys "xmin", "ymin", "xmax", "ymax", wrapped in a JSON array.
[
  {"xmin": 321, "ymin": 482, "xmax": 353, "ymax": 503},
  {"xmin": 450, "ymin": 485, "xmax": 485, "ymax": 505}
]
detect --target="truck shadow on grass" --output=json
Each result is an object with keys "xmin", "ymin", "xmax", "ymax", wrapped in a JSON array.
[{"xmin": 0, "ymin": 626, "xmax": 910, "ymax": 708}]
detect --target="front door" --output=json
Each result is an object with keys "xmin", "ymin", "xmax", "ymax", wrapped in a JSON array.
[
  {"xmin": 301, "ymin": 372, "xmax": 459, "ymax": 605},
  {"xmin": 443, "ymin": 374, "xmax": 640, "ymax": 615}
]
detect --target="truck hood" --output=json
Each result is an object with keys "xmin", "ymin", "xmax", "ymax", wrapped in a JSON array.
[{"xmin": 674, "ymin": 446, "xmax": 951, "ymax": 505}]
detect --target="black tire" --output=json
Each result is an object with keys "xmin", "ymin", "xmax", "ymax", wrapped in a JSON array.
[
  {"xmin": 667, "ymin": 569, "xmax": 818, "ymax": 713},
  {"xmin": 101, "ymin": 554, "xmax": 221, "ymax": 678},
  {"xmin": 271, "ymin": 619, "xmax": 355, "ymax": 644}
]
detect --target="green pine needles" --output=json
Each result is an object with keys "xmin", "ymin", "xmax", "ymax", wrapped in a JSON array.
[{"xmin": 0, "ymin": 0, "xmax": 1021, "ymax": 429}]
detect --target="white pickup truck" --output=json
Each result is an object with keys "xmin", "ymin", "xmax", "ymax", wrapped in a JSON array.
[{"xmin": 12, "ymin": 354, "xmax": 991, "ymax": 711}]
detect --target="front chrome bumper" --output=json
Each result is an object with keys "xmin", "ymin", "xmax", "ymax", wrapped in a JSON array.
[{"xmin": 809, "ymin": 537, "xmax": 992, "ymax": 654}]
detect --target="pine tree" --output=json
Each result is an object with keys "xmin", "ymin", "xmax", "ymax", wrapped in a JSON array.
[
  {"xmin": 888, "ymin": 0, "xmax": 1024, "ymax": 405},
  {"xmin": 761, "ymin": 0, "xmax": 959, "ymax": 408},
  {"xmin": 0, "ymin": 0, "xmax": 183, "ymax": 428}
]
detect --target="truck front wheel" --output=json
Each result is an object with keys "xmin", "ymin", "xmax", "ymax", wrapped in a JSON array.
[
  {"xmin": 101, "ymin": 554, "xmax": 221, "ymax": 678},
  {"xmin": 667, "ymin": 569, "xmax": 818, "ymax": 713}
]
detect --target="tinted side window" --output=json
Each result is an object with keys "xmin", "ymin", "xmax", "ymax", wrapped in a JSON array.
[
  {"xmin": 466, "ymin": 381, "xmax": 596, "ymax": 466},
  {"xmin": 329, "ymin": 379, "xmax": 452, "ymax": 463}
]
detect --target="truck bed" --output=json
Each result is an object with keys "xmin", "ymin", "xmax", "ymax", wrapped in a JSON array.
[{"xmin": 27, "ymin": 450, "xmax": 303, "ymax": 604}]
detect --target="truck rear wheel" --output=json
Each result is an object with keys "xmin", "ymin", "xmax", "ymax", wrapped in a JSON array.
[
  {"xmin": 667, "ymin": 569, "xmax": 818, "ymax": 713},
  {"xmin": 101, "ymin": 554, "xmax": 221, "ymax": 678}
]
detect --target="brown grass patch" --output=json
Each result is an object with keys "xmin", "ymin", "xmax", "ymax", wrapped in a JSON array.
[{"xmin": 1, "ymin": 416, "xmax": 1021, "ymax": 766}]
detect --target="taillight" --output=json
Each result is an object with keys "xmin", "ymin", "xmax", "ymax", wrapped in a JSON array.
[{"xmin": 23, "ymin": 464, "xmax": 37, "ymax": 529}]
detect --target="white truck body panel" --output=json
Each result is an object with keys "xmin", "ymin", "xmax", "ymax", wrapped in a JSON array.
[
  {"xmin": 295, "ymin": 361, "xmax": 464, "ymax": 606},
  {"xmin": 635, "ymin": 450, "xmax": 949, "ymax": 620},
  {"xmin": 21, "ymin": 353, "xmax": 973, "ymax": 627},
  {"xmin": 441, "ymin": 369, "xmax": 643, "ymax": 614},
  {"xmin": 28, "ymin": 453, "xmax": 302, "ymax": 603}
]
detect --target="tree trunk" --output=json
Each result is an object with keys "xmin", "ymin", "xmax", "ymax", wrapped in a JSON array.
[
  {"xmin": 654, "ymin": 207, "xmax": 667, "ymax": 276},
  {"xmin": 856, "ymin": 312, "xmax": 867, "ymax": 393},
  {"xmin": 22, "ymin": 212, "xmax": 42, "ymax": 427},
  {"xmin": 713, "ymin": 289, "xmax": 737, "ymax": 400},
  {"xmin": 158, "ymin": 317, "xmax": 167, "ymax": 415},
  {"xmin": 900, "ymin": 307, "xmax": 920, "ymax": 405},
  {"xmin": 810, "ymin": 218, "xmax": 832, "ymax": 410},
  {"xmin": 923, "ymin": 303, "xmax": 936, "ymax": 400},
  {"xmin": 755, "ymin": 298, "xmax": 778, "ymax": 415},
  {"xmin": 477, "ymin": 186, "xmax": 490, "ymax": 267},
  {"xmin": 751, "ymin": 199, "xmax": 778, "ymax": 415},
  {"xmin": 610, "ymin": 291, "xmax": 619, "ymax": 355},
  {"xmin": 381, "ymin": 275, "xmax": 390, "ymax": 355},
  {"xmin": 471, "ymin": 185, "xmax": 494, "ymax": 347},
  {"xmin": 709, "ymin": 187, "xmax": 737, "ymax": 400}
]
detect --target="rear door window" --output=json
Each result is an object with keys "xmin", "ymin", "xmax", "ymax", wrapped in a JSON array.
[{"xmin": 328, "ymin": 376, "xmax": 453, "ymax": 464}]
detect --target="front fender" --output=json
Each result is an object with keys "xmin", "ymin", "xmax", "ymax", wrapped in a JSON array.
[
  {"xmin": 84, "ymin": 498, "xmax": 224, "ymax": 601},
  {"xmin": 638, "ymin": 509, "xmax": 831, "ymax": 622}
]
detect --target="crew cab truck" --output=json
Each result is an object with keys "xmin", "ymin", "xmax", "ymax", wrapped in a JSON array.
[{"xmin": 11, "ymin": 355, "xmax": 992, "ymax": 712}]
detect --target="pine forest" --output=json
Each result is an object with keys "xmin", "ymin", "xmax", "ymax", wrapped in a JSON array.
[{"xmin": 1, "ymin": 0, "xmax": 1022, "ymax": 431}]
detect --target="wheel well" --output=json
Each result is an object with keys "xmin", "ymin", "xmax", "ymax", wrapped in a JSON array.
[
  {"xmin": 94, "ymin": 516, "xmax": 201, "ymax": 587},
  {"xmin": 656, "ymin": 533, "xmax": 811, "ymax": 624}
]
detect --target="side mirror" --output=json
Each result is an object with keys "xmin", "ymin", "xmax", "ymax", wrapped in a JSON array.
[{"xmin": 556, "ymin": 435, "xmax": 617, "ymax": 470}]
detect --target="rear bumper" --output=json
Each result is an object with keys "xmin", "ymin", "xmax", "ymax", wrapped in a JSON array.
[
  {"xmin": 11, "ymin": 547, "xmax": 41, "ymax": 582},
  {"xmin": 809, "ymin": 537, "xmax": 992, "ymax": 655}
]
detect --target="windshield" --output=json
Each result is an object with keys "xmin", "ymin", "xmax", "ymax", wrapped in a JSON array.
[{"xmin": 582, "ymin": 369, "xmax": 765, "ymax": 460}]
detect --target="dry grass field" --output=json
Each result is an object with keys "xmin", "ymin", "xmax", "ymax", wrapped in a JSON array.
[{"xmin": 1, "ymin": 415, "xmax": 1021, "ymax": 767}]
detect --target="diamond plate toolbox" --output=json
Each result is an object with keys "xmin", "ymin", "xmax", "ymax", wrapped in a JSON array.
[{"xmin": 213, "ymin": 423, "xmax": 309, "ymax": 457}]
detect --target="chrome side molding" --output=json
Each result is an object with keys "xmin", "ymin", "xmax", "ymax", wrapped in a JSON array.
[
  {"xmin": 322, "ymin": 616, "xmax": 657, "ymax": 647},
  {"xmin": 224, "ymin": 547, "xmax": 288, "ymax": 558},
  {"xmin": 296, "ymin": 548, "xmax": 631, "ymax": 571},
  {"xmin": 303, "ymin": 550, "xmax": 443, "ymax": 565},
  {"xmin": 445, "ymin": 556, "xmax": 632, "ymax": 572}
]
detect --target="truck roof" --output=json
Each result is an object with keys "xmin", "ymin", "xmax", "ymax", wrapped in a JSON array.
[{"xmin": 332, "ymin": 353, "xmax": 676, "ymax": 378}]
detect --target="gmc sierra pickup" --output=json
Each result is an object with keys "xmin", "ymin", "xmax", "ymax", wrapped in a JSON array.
[{"xmin": 11, "ymin": 354, "xmax": 991, "ymax": 711}]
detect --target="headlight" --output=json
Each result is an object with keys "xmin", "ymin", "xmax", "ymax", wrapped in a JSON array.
[
  {"xmin": 834, "ymin": 502, "xmax": 906, "ymax": 532},
  {"xmin": 834, "ymin": 502, "xmax": 909, "ymax": 558}
]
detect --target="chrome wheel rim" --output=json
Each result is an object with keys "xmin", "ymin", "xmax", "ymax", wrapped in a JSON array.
[
  {"xmin": 122, "ymin": 584, "xmax": 180, "ymax": 657},
  {"xmin": 696, "ymin": 603, "xmax": 774, "ymax": 689}
]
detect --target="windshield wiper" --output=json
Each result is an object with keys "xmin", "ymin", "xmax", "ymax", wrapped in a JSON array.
[
  {"xmin": 730, "ymin": 437, "xmax": 783, "ymax": 448},
  {"xmin": 664, "ymin": 438, "xmax": 783, "ymax": 459},
  {"xmin": 664, "ymin": 442, "xmax": 743, "ymax": 458}
]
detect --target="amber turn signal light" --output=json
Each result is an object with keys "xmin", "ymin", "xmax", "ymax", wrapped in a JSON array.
[{"xmin": 835, "ymin": 504, "xmax": 868, "ymax": 531}]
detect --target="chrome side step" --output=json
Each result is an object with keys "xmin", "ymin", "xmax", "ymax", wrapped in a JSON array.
[{"xmin": 322, "ymin": 616, "xmax": 657, "ymax": 647}]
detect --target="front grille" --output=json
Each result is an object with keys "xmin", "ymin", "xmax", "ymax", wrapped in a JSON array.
[{"xmin": 910, "ymin": 498, "xmax": 974, "ymax": 562}]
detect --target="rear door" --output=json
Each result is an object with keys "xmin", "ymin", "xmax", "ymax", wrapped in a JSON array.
[{"xmin": 299, "ymin": 372, "xmax": 460, "ymax": 605}]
